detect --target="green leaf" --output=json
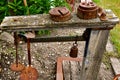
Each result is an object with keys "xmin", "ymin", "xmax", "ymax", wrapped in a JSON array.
[
  {"xmin": 8, "ymin": 2, "xmax": 16, "ymax": 7},
  {"xmin": 0, "ymin": 1, "xmax": 4, "ymax": 5},
  {"xmin": 16, "ymin": 1, "xmax": 22, "ymax": 6},
  {"xmin": 0, "ymin": 7, "xmax": 6, "ymax": 11},
  {"xmin": 13, "ymin": 0, "xmax": 17, "ymax": 4},
  {"xmin": 8, "ymin": 5, "xmax": 16, "ymax": 10}
]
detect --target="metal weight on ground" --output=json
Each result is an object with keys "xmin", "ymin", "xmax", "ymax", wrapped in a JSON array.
[{"xmin": 20, "ymin": 32, "xmax": 38, "ymax": 80}]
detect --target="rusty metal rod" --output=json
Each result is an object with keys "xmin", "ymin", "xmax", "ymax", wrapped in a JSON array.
[
  {"xmin": 27, "ymin": 38, "xmax": 31, "ymax": 66},
  {"xmin": 14, "ymin": 32, "xmax": 19, "ymax": 67},
  {"xmin": 18, "ymin": 34, "xmax": 85, "ymax": 43},
  {"xmin": 29, "ymin": 35, "xmax": 85, "ymax": 43}
]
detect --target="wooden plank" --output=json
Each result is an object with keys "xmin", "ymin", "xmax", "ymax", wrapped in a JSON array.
[
  {"xmin": 56, "ymin": 57, "xmax": 64, "ymax": 80},
  {"xmin": 63, "ymin": 60, "xmax": 81, "ymax": 80},
  {"xmin": 110, "ymin": 57, "xmax": 120, "ymax": 80},
  {"xmin": 70, "ymin": 61, "xmax": 80, "ymax": 80},
  {"xmin": 81, "ymin": 30, "xmax": 110, "ymax": 80},
  {"xmin": 63, "ymin": 60, "xmax": 71, "ymax": 80},
  {"xmin": 0, "ymin": 12, "xmax": 119, "ymax": 31},
  {"xmin": 80, "ymin": 30, "xmax": 99, "ymax": 80}
]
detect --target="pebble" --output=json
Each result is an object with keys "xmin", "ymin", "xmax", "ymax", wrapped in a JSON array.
[
  {"xmin": 57, "ymin": 42, "xmax": 61, "ymax": 45},
  {"xmin": 4, "ymin": 68, "xmax": 7, "ymax": 71},
  {"xmin": 2, "ymin": 45, "xmax": 6, "ymax": 48},
  {"xmin": 51, "ymin": 53, "xmax": 55, "ymax": 56},
  {"xmin": 23, "ymin": 56, "xmax": 26, "ymax": 60},
  {"xmin": 19, "ymin": 41, "xmax": 23, "ymax": 44},
  {"xmin": 5, "ymin": 57, "xmax": 8, "ymax": 59},
  {"xmin": 45, "ymin": 66, "xmax": 48, "ymax": 69},
  {"xmin": 106, "ymin": 39, "xmax": 114, "ymax": 52},
  {"xmin": 65, "ymin": 54, "xmax": 68, "ymax": 57},
  {"xmin": 62, "ymin": 42, "xmax": 66, "ymax": 45},
  {"xmin": 32, "ymin": 56, "xmax": 35, "ymax": 59},
  {"xmin": 7, "ymin": 61, "xmax": 10, "ymax": 64},
  {"xmin": 53, "ymin": 62, "xmax": 56, "ymax": 64},
  {"xmin": 0, "ymin": 32, "xmax": 14, "ymax": 44},
  {"xmin": 40, "ymin": 71, "xmax": 44, "ymax": 74},
  {"xmin": 34, "ymin": 44, "xmax": 38, "ymax": 47}
]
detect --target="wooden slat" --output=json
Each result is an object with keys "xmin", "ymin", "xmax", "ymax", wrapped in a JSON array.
[
  {"xmin": 0, "ymin": 12, "xmax": 119, "ymax": 31},
  {"xmin": 110, "ymin": 57, "xmax": 120, "ymax": 80},
  {"xmin": 80, "ymin": 30, "xmax": 100, "ymax": 80},
  {"xmin": 70, "ymin": 61, "xmax": 80, "ymax": 80},
  {"xmin": 63, "ymin": 60, "xmax": 81, "ymax": 80},
  {"xmin": 63, "ymin": 60, "xmax": 71, "ymax": 80},
  {"xmin": 81, "ymin": 30, "xmax": 110, "ymax": 80},
  {"xmin": 56, "ymin": 58, "xmax": 63, "ymax": 80}
]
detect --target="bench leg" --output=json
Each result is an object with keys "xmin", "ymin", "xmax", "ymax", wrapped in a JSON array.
[{"xmin": 81, "ymin": 30, "xmax": 110, "ymax": 80}]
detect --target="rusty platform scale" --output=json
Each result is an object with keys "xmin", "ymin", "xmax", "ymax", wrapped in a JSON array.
[{"xmin": 0, "ymin": 3, "xmax": 119, "ymax": 80}]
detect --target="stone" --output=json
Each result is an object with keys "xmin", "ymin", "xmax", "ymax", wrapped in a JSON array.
[
  {"xmin": 106, "ymin": 38, "xmax": 114, "ymax": 53},
  {"xmin": 0, "ymin": 32, "xmax": 14, "ymax": 44}
]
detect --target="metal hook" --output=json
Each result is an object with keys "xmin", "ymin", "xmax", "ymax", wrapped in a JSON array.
[{"xmin": 74, "ymin": 35, "xmax": 78, "ymax": 45}]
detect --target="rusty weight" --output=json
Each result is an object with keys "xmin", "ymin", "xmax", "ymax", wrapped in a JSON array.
[
  {"xmin": 77, "ymin": 2, "xmax": 98, "ymax": 19},
  {"xmin": 70, "ymin": 43, "xmax": 78, "ymax": 58},
  {"xmin": 97, "ymin": 7, "xmax": 107, "ymax": 21},
  {"xmin": 99, "ymin": 12, "xmax": 107, "ymax": 21},
  {"xmin": 19, "ymin": 32, "xmax": 38, "ymax": 80},
  {"xmin": 10, "ymin": 63, "xmax": 25, "ymax": 72},
  {"xmin": 20, "ymin": 66, "xmax": 38, "ymax": 80},
  {"xmin": 49, "ymin": 7, "xmax": 71, "ymax": 22}
]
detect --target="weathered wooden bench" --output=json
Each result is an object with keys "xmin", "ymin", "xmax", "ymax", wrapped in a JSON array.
[{"xmin": 0, "ymin": 9, "xmax": 119, "ymax": 80}]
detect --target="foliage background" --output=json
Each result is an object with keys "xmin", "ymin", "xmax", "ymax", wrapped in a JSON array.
[
  {"xmin": 0, "ymin": 0, "xmax": 9, "ymax": 22},
  {"xmin": 0, "ymin": 0, "xmax": 68, "ymax": 22}
]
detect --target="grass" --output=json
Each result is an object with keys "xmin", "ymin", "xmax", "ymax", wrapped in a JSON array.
[
  {"xmin": 97, "ymin": 0, "xmax": 120, "ymax": 57},
  {"xmin": 110, "ymin": 26, "xmax": 120, "ymax": 56}
]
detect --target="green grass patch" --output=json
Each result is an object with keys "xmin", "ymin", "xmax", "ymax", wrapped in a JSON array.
[
  {"xmin": 102, "ymin": 52, "xmax": 118, "ymax": 69},
  {"xmin": 110, "ymin": 26, "xmax": 120, "ymax": 56}
]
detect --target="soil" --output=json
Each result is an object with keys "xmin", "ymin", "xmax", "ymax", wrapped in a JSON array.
[{"xmin": 0, "ymin": 28, "xmax": 114, "ymax": 80}]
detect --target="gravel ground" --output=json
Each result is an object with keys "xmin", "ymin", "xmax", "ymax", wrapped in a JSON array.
[{"xmin": 0, "ymin": 28, "xmax": 114, "ymax": 80}]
